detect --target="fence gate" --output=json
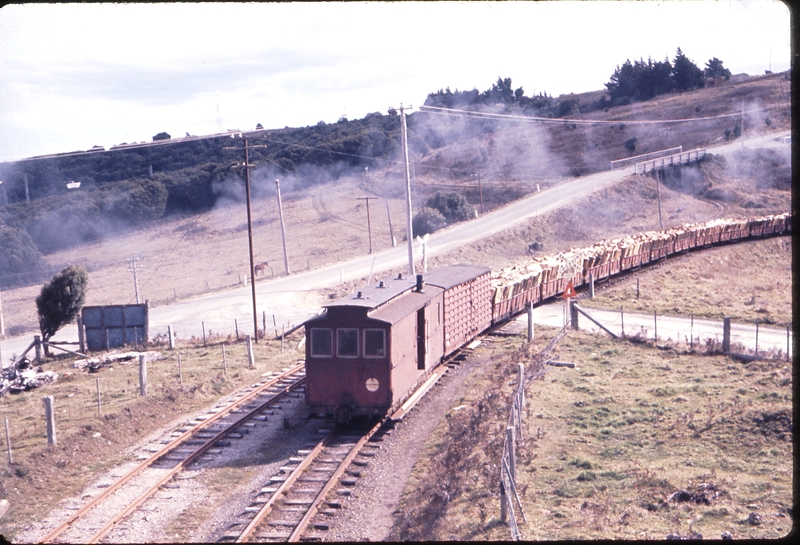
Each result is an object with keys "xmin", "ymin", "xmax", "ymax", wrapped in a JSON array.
[{"xmin": 81, "ymin": 303, "xmax": 149, "ymax": 351}]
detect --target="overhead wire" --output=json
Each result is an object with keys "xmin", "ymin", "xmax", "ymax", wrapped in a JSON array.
[{"xmin": 417, "ymin": 104, "xmax": 747, "ymax": 125}]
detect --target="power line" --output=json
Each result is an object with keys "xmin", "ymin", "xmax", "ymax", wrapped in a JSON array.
[{"xmin": 418, "ymin": 104, "xmax": 748, "ymax": 125}]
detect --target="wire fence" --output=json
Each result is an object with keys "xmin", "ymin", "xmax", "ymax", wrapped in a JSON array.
[{"xmin": 498, "ymin": 324, "xmax": 569, "ymax": 539}]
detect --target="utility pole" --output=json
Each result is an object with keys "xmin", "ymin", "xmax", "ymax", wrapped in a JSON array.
[
  {"xmin": 357, "ymin": 196, "xmax": 378, "ymax": 253},
  {"xmin": 276, "ymin": 179, "xmax": 291, "ymax": 275},
  {"xmin": 385, "ymin": 198, "xmax": 396, "ymax": 247},
  {"xmin": 225, "ymin": 134, "xmax": 265, "ymax": 343},
  {"xmin": 398, "ymin": 104, "xmax": 415, "ymax": 277},
  {"xmin": 127, "ymin": 257, "xmax": 141, "ymax": 304}
]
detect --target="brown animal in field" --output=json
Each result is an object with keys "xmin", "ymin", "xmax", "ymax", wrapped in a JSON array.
[{"xmin": 255, "ymin": 262, "xmax": 269, "ymax": 276}]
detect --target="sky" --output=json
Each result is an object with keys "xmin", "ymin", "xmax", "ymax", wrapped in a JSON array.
[{"xmin": 0, "ymin": 1, "xmax": 792, "ymax": 162}]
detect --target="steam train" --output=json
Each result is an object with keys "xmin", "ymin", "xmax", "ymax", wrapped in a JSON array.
[{"xmin": 303, "ymin": 213, "xmax": 791, "ymax": 423}]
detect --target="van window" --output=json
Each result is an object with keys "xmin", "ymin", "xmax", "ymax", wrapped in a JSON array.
[
  {"xmin": 364, "ymin": 329, "xmax": 386, "ymax": 358},
  {"xmin": 337, "ymin": 328, "xmax": 359, "ymax": 357},
  {"xmin": 310, "ymin": 328, "xmax": 332, "ymax": 357}
]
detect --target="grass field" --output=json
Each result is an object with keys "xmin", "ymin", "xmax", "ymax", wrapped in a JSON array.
[
  {"xmin": 391, "ymin": 326, "xmax": 792, "ymax": 541},
  {"xmin": 0, "ymin": 332, "xmax": 305, "ymax": 539}
]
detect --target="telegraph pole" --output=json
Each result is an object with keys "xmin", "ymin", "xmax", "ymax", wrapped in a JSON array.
[
  {"xmin": 398, "ymin": 104, "xmax": 415, "ymax": 276},
  {"xmin": 357, "ymin": 196, "xmax": 378, "ymax": 253},
  {"xmin": 276, "ymin": 179, "xmax": 290, "ymax": 275},
  {"xmin": 385, "ymin": 198, "xmax": 396, "ymax": 247},
  {"xmin": 127, "ymin": 257, "xmax": 141, "ymax": 304},
  {"xmin": 225, "ymin": 134, "xmax": 265, "ymax": 342}
]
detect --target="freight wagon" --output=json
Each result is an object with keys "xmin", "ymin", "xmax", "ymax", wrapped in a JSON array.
[{"xmin": 306, "ymin": 212, "xmax": 790, "ymax": 423}]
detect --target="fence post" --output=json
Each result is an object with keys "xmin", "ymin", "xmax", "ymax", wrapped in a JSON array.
[
  {"xmin": 34, "ymin": 335, "xmax": 42, "ymax": 362},
  {"xmin": 500, "ymin": 480, "xmax": 508, "ymax": 523},
  {"xmin": 246, "ymin": 335, "xmax": 255, "ymax": 369},
  {"xmin": 589, "ymin": 273, "xmax": 595, "ymax": 299},
  {"xmin": 723, "ymin": 317, "xmax": 731, "ymax": 354},
  {"xmin": 787, "ymin": 326, "xmax": 791, "ymax": 362},
  {"xmin": 5, "ymin": 417, "xmax": 12, "ymax": 464},
  {"xmin": 42, "ymin": 396, "xmax": 56, "ymax": 445},
  {"xmin": 690, "ymin": 314, "xmax": 694, "ymax": 350},
  {"xmin": 755, "ymin": 322, "xmax": 759, "ymax": 356},
  {"xmin": 506, "ymin": 426, "xmax": 516, "ymax": 483},
  {"xmin": 570, "ymin": 300, "xmax": 579, "ymax": 330},
  {"xmin": 178, "ymin": 354, "xmax": 183, "ymax": 386},
  {"xmin": 262, "ymin": 311, "xmax": 267, "ymax": 337},
  {"xmin": 620, "ymin": 306, "xmax": 625, "ymax": 336},
  {"xmin": 167, "ymin": 325, "xmax": 175, "ymax": 350},
  {"xmin": 222, "ymin": 344, "xmax": 228, "ymax": 377},
  {"xmin": 527, "ymin": 302, "xmax": 534, "ymax": 342},
  {"xmin": 281, "ymin": 325, "xmax": 285, "ymax": 354},
  {"xmin": 202, "ymin": 321, "xmax": 206, "ymax": 347},
  {"xmin": 139, "ymin": 354, "xmax": 147, "ymax": 396},
  {"xmin": 235, "ymin": 319, "xmax": 239, "ymax": 340},
  {"xmin": 77, "ymin": 315, "xmax": 86, "ymax": 354},
  {"xmin": 654, "ymin": 310, "xmax": 658, "ymax": 342}
]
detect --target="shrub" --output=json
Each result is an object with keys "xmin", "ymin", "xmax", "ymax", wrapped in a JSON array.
[
  {"xmin": 412, "ymin": 207, "xmax": 447, "ymax": 236},
  {"xmin": 36, "ymin": 265, "xmax": 88, "ymax": 354},
  {"xmin": 624, "ymin": 136, "xmax": 638, "ymax": 153},
  {"xmin": 425, "ymin": 192, "xmax": 475, "ymax": 224}
]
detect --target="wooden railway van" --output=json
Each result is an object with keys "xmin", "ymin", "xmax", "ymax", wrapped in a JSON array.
[{"xmin": 304, "ymin": 264, "xmax": 490, "ymax": 423}]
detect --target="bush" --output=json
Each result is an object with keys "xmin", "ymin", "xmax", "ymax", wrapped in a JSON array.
[
  {"xmin": 624, "ymin": 136, "xmax": 638, "ymax": 153},
  {"xmin": 36, "ymin": 265, "xmax": 88, "ymax": 353},
  {"xmin": 412, "ymin": 207, "xmax": 447, "ymax": 236},
  {"xmin": 425, "ymin": 192, "xmax": 475, "ymax": 224}
]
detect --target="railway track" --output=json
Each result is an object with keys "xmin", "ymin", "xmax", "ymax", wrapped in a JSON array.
[
  {"xmin": 38, "ymin": 362, "xmax": 307, "ymax": 544},
  {"xmin": 219, "ymin": 343, "xmax": 478, "ymax": 543}
]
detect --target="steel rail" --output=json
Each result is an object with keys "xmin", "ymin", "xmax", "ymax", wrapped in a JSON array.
[
  {"xmin": 40, "ymin": 362, "xmax": 305, "ymax": 543},
  {"xmin": 234, "ymin": 431, "xmax": 336, "ymax": 542},
  {"xmin": 87, "ymin": 376, "xmax": 306, "ymax": 544},
  {"xmin": 287, "ymin": 418, "xmax": 385, "ymax": 542}
]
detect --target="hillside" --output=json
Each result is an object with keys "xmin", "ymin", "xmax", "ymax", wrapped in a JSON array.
[{"xmin": 0, "ymin": 71, "xmax": 792, "ymax": 336}]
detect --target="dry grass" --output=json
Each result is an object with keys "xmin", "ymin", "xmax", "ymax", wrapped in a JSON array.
[
  {"xmin": 0, "ymin": 332, "xmax": 304, "ymax": 540},
  {"xmin": 392, "ymin": 327, "xmax": 792, "ymax": 541}
]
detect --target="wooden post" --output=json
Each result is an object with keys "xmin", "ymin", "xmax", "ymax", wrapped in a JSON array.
[
  {"xmin": 620, "ymin": 306, "xmax": 625, "ymax": 336},
  {"xmin": 589, "ymin": 273, "xmax": 595, "ymax": 298},
  {"xmin": 690, "ymin": 315, "xmax": 694, "ymax": 350},
  {"xmin": 96, "ymin": 377, "xmax": 101, "ymax": 416},
  {"xmin": 202, "ymin": 321, "xmax": 206, "ymax": 347},
  {"xmin": 262, "ymin": 311, "xmax": 266, "ymax": 337},
  {"xmin": 755, "ymin": 322, "xmax": 759, "ymax": 356},
  {"xmin": 5, "ymin": 417, "xmax": 12, "ymax": 465},
  {"xmin": 636, "ymin": 278, "xmax": 640, "ymax": 299},
  {"xmin": 281, "ymin": 325, "xmax": 285, "ymax": 354},
  {"xmin": 500, "ymin": 480, "xmax": 508, "ymax": 523},
  {"xmin": 168, "ymin": 325, "xmax": 175, "ymax": 350},
  {"xmin": 178, "ymin": 354, "xmax": 183, "ymax": 386},
  {"xmin": 222, "ymin": 344, "xmax": 228, "ymax": 377},
  {"xmin": 246, "ymin": 335, "xmax": 255, "ymax": 369},
  {"xmin": 139, "ymin": 354, "xmax": 147, "ymax": 396},
  {"xmin": 722, "ymin": 317, "xmax": 731, "ymax": 354},
  {"xmin": 787, "ymin": 326, "xmax": 791, "ymax": 362},
  {"xmin": 77, "ymin": 315, "xmax": 86, "ymax": 354},
  {"xmin": 43, "ymin": 396, "xmax": 56, "ymax": 445},
  {"xmin": 34, "ymin": 335, "xmax": 42, "ymax": 362},
  {"xmin": 526, "ymin": 301, "xmax": 534, "ymax": 342},
  {"xmin": 654, "ymin": 310, "xmax": 658, "ymax": 342},
  {"xmin": 235, "ymin": 319, "xmax": 239, "ymax": 340},
  {"xmin": 570, "ymin": 300, "xmax": 579, "ymax": 330},
  {"xmin": 506, "ymin": 426, "xmax": 516, "ymax": 483},
  {"xmin": 105, "ymin": 329, "xmax": 110, "ymax": 351}
]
